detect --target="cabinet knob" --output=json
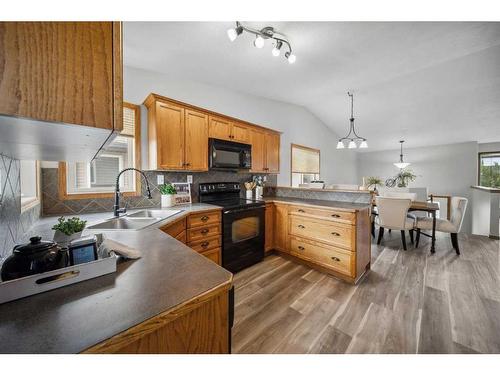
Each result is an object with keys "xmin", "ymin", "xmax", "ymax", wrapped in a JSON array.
[
  {"xmin": 201, "ymin": 216, "xmax": 209, "ymax": 222},
  {"xmin": 200, "ymin": 229, "xmax": 209, "ymax": 234},
  {"xmin": 331, "ymin": 256, "xmax": 340, "ymax": 262},
  {"xmin": 331, "ymin": 214, "xmax": 341, "ymax": 218},
  {"xmin": 298, "ymin": 224, "xmax": 305, "ymax": 229},
  {"xmin": 298, "ymin": 246, "xmax": 305, "ymax": 251},
  {"xmin": 298, "ymin": 209, "xmax": 305, "ymax": 213},
  {"xmin": 201, "ymin": 241, "xmax": 209, "ymax": 248},
  {"xmin": 331, "ymin": 232, "xmax": 340, "ymax": 236},
  {"xmin": 185, "ymin": 162, "xmax": 191, "ymax": 166}
]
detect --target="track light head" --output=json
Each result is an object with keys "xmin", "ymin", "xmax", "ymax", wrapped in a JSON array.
[
  {"xmin": 254, "ymin": 35, "xmax": 265, "ymax": 48},
  {"xmin": 285, "ymin": 51, "xmax": 296, "ymax": 64},
  {"xmin": 272, "ymin": 41, "xmax": 283, "ymax": 57},
  {"xmin": 227, "ymin": 25, "xmax": 243, "ymax": 42}
]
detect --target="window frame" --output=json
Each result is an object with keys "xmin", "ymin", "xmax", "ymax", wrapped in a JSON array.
[
  {"xmin": 20, "ymin": 160, "xmax": 41, "ymax": 212},
  {"xmin": 478, "ymin": 151, "xmax": 500, "ymax": 188},
  {"xmin": 290, "ymin": 143, "xmax": 321, "ymax": 187},
  {"xmin": 58, "ymin": 102, "xmax": 142, "ymax": 200}
]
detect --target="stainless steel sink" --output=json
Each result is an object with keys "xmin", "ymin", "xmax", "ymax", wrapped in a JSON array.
[
  {"xmin": 87, "ymin": 217, "xmax": 162, "ymax": 231},
  {"xmin": 126, "ymin": 209, "xmax": 181, "ymax": 219}
]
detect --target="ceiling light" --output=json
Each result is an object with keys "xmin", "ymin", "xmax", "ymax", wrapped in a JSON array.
[
  {"xmin": 336, "ymin": 140, "xmax": 345, "ymax": 149},
  {"xmin": 272, "ymin": 41, "xmax": 282, "ymax": 57},
  {"xmin": 393, "ymin": 140, "xmax": 410, "ymax": 169},
  {"xmin": 254, "ymin": 35, "xmax": 265, "ymax": 48},
  {"xmin": 227, "ymin": 22, "xmax": 296, "ymax": 64},
  {"xmin": 337, "ymin": 92, "xmax": 368, "ymax": 150}
]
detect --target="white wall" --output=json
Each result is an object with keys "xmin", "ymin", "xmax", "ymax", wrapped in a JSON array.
[
  {"xmin": 123, "ymin": 66, "xmax": 358, "ymax": 186},
  {"xmin": 479, "ymin": 142, "xmax": 500, "ymax": 153},
  {"xmin": 356, "ymin": 141, "xmax": 478, "ymax": 233}
]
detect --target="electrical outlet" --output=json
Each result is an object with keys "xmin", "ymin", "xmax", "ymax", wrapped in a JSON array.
[
  {"xmin": 157, "ymin": 174, "xmax": 164, "ymax": 185},
  {"xmin": 187, "ymin": 175, "xmax": 193, "ymax": 184},
  {"xmin": 263, "ymin": 176, "xmax": 267, "ymax": 182}
]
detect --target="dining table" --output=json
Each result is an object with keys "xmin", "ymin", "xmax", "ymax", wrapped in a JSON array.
[{"xmin": 372, "ymin": 200, "xmax": 440, "ymax": 253}]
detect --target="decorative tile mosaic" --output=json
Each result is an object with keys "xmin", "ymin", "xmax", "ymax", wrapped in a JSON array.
[
  {"xmin": 264, "ymin": 186, "xmax": 372, "ymax": 204},
  {"xmin": 41, "ymin": 168, "xmax": 277, "ymax": 216},
  {"xmin": 0, "ymin": 154, "xmax": 41, "ymax": 264}
]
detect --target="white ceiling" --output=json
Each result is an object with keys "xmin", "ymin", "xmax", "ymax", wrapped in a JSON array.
[{"xmin": 123, "ymin": 22, "xmax": 500, "ymax": 151}]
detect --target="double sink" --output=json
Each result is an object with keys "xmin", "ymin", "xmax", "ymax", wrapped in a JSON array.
[{"xmin": 87, "ymin": 209, "xmax": 182, "ymax": 231}]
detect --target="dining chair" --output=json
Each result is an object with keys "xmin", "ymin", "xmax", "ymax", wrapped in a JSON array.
[
  {"xmin": 375, "ymin": 197, "xmax": 416, "ymax": 250},
  {"xmin": 415, "ymin": 196, "xmax": 468, "ymax": 255},
  {"xmin": 379, "ymin": 191, "xmax": 417, "ymax": 200}
]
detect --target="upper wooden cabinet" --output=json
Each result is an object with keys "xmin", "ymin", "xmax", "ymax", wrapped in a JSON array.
[
  {"xmin": 209, "ymin": 116, "xmax": 250, "ymax": 144},
  {"xmin": 145, "ymin": 95, "xmax": 208, "ymax": 171},
  {"xmin": 0, "ymin": 22, "xmax": 123, "ymax": 131},
  {"xmin": 145, "ymin": 93, "xmax": 280, "ymax": 173},
  {"xmin": 251, "ymin": 129, "xmax": 280, "ymax": 173}
]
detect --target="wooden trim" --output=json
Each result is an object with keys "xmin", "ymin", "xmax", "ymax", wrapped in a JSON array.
[
  {"xmin": 58, "ymin": 102, "xmax": 141, "ymax": 200},
  {"xmin": 81, "ymin": 279, "xmax": 232, "ymax": 353},
  {"xmin": 290, "ymin": 143, "xmax": 321, "ymax": 184},
  {"xmin": 143, "ymin": 93, "xmax": 282, "ymax": 136}
]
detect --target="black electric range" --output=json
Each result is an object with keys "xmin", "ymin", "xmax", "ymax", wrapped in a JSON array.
[{"xmin": 199, "ymin": 182, "xmax": 265, "ymax": 273}]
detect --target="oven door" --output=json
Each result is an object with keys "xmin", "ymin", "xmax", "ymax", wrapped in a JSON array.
[
  {"xmin": 209, "ymin": 138, "xmax": 251, "ymax": 170},
  {"xmin": 222, "ymin": 207, "xmax": 264, "ymax": 273}
]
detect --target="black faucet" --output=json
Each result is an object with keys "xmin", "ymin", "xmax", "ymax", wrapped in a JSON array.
[{"xmin": 113, "ymin": 168, "xmax": 153, "ymax": 217}]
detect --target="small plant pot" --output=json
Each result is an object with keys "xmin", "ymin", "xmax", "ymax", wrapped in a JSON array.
[
  {"xmin": 53, "ymin": 230, "xmax": 82, "ymax": 246},
  {"xmin": 161, "ymin": 194, "xmax": 175, "ymax": 208}
]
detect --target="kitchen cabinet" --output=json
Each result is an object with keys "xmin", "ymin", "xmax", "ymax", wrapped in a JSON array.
[
  {"xmin": 265, "ymin": 203, "xmax": 275, "ymax": 252},
  {"xmin": 251, "ymin": 129, "xmax": 280, "ymax": 173},
  {"xmin": 273, "ymin": 202, "xmax": 289, "ymax": 252},
  {"xmin": 0, "ymin": 21, "xmax": 123, "ymax": 161},
  {"xmin": 209, "ymin": 116, "xmax": 250, "ymax": 144},
  {"xmin": 145, "ymin": 95, "xmax": 208, "ymax": 171}
]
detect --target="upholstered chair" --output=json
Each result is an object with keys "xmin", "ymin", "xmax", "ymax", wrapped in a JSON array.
[
  {"xmin": 375, "ymin": 197, "xmax": 416, "ymax": 250},
  {"xmin": 415, "ymin": 197, "xmax": 468, "ymax": 255}
]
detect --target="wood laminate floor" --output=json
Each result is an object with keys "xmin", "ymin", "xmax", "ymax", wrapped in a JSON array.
[{"xmin": 232, "ymin": 232, "xmax": 500, "ymax": 353}]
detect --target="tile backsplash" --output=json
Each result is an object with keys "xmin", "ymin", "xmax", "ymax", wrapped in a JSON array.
[
  {"xmin": 0, "ymin": 154, "xmax": 41, "ymax": 264},
  {"xmin": 41, "ymin": 168, "xmax": 277, "ymax": 216}
]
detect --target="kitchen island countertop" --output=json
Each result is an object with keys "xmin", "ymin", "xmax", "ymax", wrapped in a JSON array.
[
  {"xmin": 262, "ymin": 196, "xmax": 371, "ymax": 212},
  {"xmin": 0, "ymin": 203, "xmax": 232, "ymax": 354}
]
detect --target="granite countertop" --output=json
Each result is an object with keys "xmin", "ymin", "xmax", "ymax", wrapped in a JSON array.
[
  {"xmin": 0, "ymin": 203, "xmax": 232, "ymax": 354},
  {"xmin": 262, "ymin": 196, "xmax": 371, "ymax": 212}
]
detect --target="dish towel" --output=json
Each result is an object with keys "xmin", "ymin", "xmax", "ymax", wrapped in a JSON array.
[{"xmin": 98, "ymin": 237, "xmax": 141, "ymax": 259}]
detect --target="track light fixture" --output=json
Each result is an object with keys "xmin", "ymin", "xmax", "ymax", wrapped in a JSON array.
[
  {"xmin": 337, "ymin": 92, "xmax": 368, "ymax": 149},
  {"xmin": 227, "ymin": 21, "xmax": 296, "ymax": 64}
]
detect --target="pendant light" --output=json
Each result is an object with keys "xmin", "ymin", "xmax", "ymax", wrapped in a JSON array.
[
  {"xmin": 336, "ymin": 92, "xmax": 368, "ymax": 149},
  {"xmin": 393, "ymin": 140, "xmax": 410, "ymax": 169}
]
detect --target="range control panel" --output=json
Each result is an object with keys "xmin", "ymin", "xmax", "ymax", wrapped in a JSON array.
[{"xmin": 199, "ymin": 182, "xmax": 240, "ymax": 195}]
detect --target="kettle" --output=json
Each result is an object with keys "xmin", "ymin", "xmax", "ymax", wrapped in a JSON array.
[{"xmin": 1, "ymin": 236, "xmax": 68, "ymax": 281}]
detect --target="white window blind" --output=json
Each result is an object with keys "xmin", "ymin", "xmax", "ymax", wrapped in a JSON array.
[{"xmin": 291, "ymin": 145, "xmax": 320, "ymax": 174}]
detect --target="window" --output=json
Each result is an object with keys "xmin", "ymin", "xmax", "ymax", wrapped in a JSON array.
[
  {"xmin": 291, "ymin": 144, "xmax": 320, "ymax": 187},
  {"xmin": 20, "ymin": 160, "xmax": 40, "ymax": 211},
  {"xmin": 59, "ymin": 103, "xmax": 141, "ymax": 199},
  {"xmin": 479, "ymin": 152, "xmax": 500, "ymax": 188}
]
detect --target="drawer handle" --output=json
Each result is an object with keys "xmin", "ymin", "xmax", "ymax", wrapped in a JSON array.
[
  {"xmin": 298, "ymin": 246, "xmax": 305, "ymax": 250},
  {"xmin": 201, "ymin": 216, "xmax": 209, "ymax": 222},
  {"xmin": 331, "ymin": 256, "xmax": 341, "ymax": 262},
  {"xmin": 331, "ymin": 214, "xmax": 341, "ymax": 218},
  {"xmin": 331, "ymin": 232, "xmax": 340, "ymax": 236},
  {"xmin": 201, "ymin": 241, "xmax": 210, "ymax": 248},
  {"xmin": 298, "ymin": 209, "xmax": 305, "ymax": 213},
  {"xmin": 200, "ymin": 229, "xmax": 209, "ymax": 234},
  {"xmin": 298, "ymin": 224, "xmax": 305, "ymax": 229}
]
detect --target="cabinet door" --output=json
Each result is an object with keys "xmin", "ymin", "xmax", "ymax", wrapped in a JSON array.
[
  {"xmin": 156, "ymin": 102, "xmax": 185, "ymax": 170},
  {"xmin": 274, "ymin": 203, "xmax": 289, "ymax": 252},
  {"xmin": 250, "ymin": 129, "xmax": 266, "ymax": 172},
  {"xmin": 265, "ymin": 203, "xmax": 275, "ymax": 252},
  {"xmin": 185, "ymin": 109, "xmax": 209, "ymax": 171},
  {"xmin": 208, "ymin": 116, "xmax": 232, "ymax": 141},
  {"xmin": 265, "ymin": 132, "xmax": 280, "ymax": 173},
  {"xmin": 0, "ymin": 22, "xmax": 122, "ymax": 131},
  {"xmin": 231, "ymin": 122, "xmax": 250, "ymax": 144}
]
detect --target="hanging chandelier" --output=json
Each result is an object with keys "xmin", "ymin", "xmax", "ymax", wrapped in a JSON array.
[
  {"xmin": 227, "ymin": 21, "xmax": 296, "ymax": 64},
  {"xmin": 336, "ymin": 92, "xmax": 367, "ymax": 149},
  {"xmin": 393, "ymin": 140, "xmax": 411, "ymax": 169}
]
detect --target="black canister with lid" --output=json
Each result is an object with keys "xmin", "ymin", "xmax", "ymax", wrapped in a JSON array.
[{"xmin": 1, "ymin": 236, "xmax": 68, "ymax": 281}]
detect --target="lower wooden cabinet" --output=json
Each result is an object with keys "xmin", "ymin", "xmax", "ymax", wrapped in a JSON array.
[
  {"xmin": 160, "ymin": 209, "xmax": 222, "ymax": 265},
  {"xmin": 267, "ymin": 201, "xmax": 371, "ymax": 284},
  {"xmin": 265, "ymin": 203, "xmax": 275, "ymax": 252}
]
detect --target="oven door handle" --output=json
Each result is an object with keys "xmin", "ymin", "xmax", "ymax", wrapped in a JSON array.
[{"xmin": 224, "ymin": 207, "xmax": 264, "ymax": 214}]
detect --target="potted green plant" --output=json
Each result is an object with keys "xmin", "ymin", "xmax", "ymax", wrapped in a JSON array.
[
  {"xmin": 396, "ymin": 168, "xmax": 417, "ymax": 187},
  {"xmin": 159, "ymin": 183, "xmax": 177, "ymax": 207},
  {"xmin": 365, "ymin": 176, "xmax": 383, "ymax": 192},
  {"xmin": 52, "ymin": 216, "xmax": 87, "ymax": 245}
]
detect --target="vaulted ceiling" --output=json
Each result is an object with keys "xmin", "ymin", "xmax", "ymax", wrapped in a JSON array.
[{"xmin": 124, "ymin": 22, "xmax": 500, "ymax": 151}]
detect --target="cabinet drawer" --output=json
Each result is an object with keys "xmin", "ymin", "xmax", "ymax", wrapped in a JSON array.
[
  {"xmin": 175, "ymin": 230, "xmax": 187, "ymax": 244},
  {"xmin": 187, "ymin": 210, "xmax": 221, "ymax": 228},
  {"xmin": 289, "ymin": 215, "xmax": 353, "ymax": 250},
  {"xmin": 290, "ymin": 236, "xmax": 353, "ymax": 276},
  {"xmin": 160, "ymin": 217, "xmax": 186, "ymax": 238},
  {"xmin": 187, "ymin": 223, "xmax": 220, "ymax": 242},
  {"xmin": 200, "ymin": 247, "xmax": 221, "ymax": 265},
  {"xmin": 289, "ymin": 205, "xmax": 355, "ymax": 224},
  {"xmin": 188, "ymin": 235, "xmax": 221, "ymax": 253}
]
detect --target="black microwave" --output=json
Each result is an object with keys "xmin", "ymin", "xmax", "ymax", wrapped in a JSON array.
[{"xmin": 209, "ymin": 138, "xmax": 252, "ymax": 171}]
